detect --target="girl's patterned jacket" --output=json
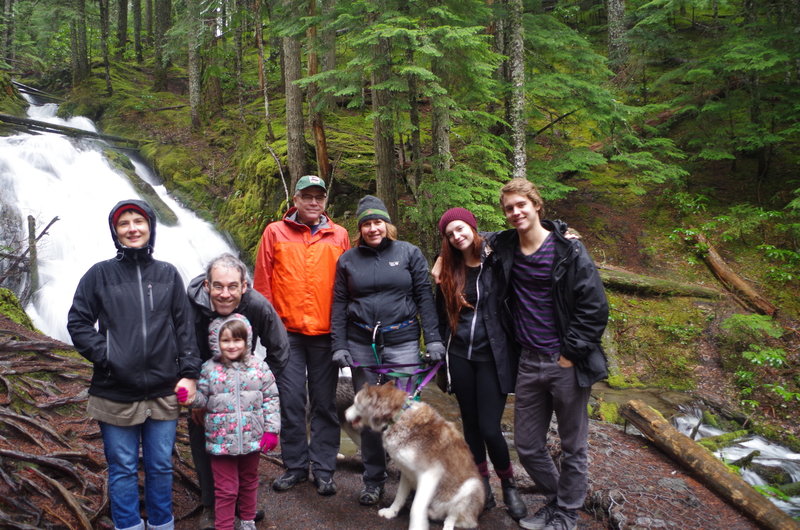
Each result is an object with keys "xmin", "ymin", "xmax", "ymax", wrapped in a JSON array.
[{"xmin": 192, "ymin": 313, "xmax": 280, "ymax": 456}]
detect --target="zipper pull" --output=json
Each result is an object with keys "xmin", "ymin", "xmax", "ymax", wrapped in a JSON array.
[{"xmin": 148, "ymin": 283, "xmax": 154, "ymax": 311}]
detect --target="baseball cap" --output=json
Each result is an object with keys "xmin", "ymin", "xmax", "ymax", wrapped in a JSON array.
[{"xmin": 295, "ymin": 175, "xmax": 327, "ymax": 193}]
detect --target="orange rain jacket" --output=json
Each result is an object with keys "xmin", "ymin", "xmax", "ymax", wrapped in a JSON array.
[{"xmin": 253, "ymin": 208, "xmax": 350, "ymax": 336}]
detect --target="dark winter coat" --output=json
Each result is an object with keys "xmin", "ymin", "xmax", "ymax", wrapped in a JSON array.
[
  {"xmin": 67, "ymin": 199, "xmax": 201, "ymax": 402},
  {"xmin": 187, "ymin": 274, "xmax": 290, "ymax": 376},
  {"xmin": 489, "ymin": 220, "xmax": 609, "ymax": 387},
  {"xmin": 331, "ymin": 238, "xmax": 441, "ymax": 352},
  {"xmin": 434, "ymin": 240, "xmax": 519, "ymax": 394}
]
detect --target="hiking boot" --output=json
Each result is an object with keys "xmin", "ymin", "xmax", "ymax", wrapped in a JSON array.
[
  {"xmin": 482, "ymin": 476, "xmax": 496, "ymax": 510},
  {"xmin": 358, "ymin": 483, "xmax": 384, "ymax": 506},
  {"xmin": 314, "ymin": 474, "xmax": 337, "ymax": 496},
  {"xmin": 543, "ymin": 508, "xmax": 577, "ymax": 530},
  {"xmin": 501, "ymin": 476, "xmax": 527, "ymax": 521},
  {"xmin": 254, "ymin": 509, "xmax": 264, "ymax": 522},
  {"xmin": 519, "ymin": 500, "xmax": 557, "ymax": 530},
  {"xmin": 272, "ymin": 470, "xmax": 308, "ymax": 491}
]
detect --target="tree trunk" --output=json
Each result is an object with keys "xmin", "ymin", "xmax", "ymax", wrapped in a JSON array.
[
  {"xmin": 70, "ymin": 0, "xmax": 89, "ymax": 86},
  {"xmin": 307, "ymin": 0, "xmax": 330, "ymax": 179},
  {"xmin": 254, "ymin": 0, "xmax": 275, "ymax": 141},
  {"xmin": 406, "ymin": 48, "xmax": 422, "ymax": 194},
  {"xmin": 187, "ymin": 0, "xmax": 201, "ymax": 130},
  {"xmin": 153, "ymin": 0, "xmax": 169, "ymax": 91},
  {"xmin": 689, "ymin": 233, "xmax": 777, "ymax": 316},
  {"xmin": 507, "ymin": 0, "xmax": 526, "ymax": 179},
  {"xmin": 144, "ymin": 0, "xmax": 152, "ymax": 45},
  {"xmin": 283, "ymin": 14, "xmax": 306, "ymax": 187},
  {"xmin": 132, "ymin": 0, "xmax": 142, "ymax": 62},
  {"xmin": 371, "ymin": 37, "xmax": 397, "ymax": 221},
  {"xmin": 115, "ymin": 0, "xmax": 128, "ymax": 58},
  {"xmin": 320, "ymin": 0, "xmax": 336, "ymax": 109},
  {"xmin": 620, "ymin": 400, "xmax": 797, "ymax": 530},
  {"xmin": 607, "ymin": 0, "xmax": 627, "ymax": 73},
  {"xmin": 234, "ymin": 0, "xmax": 245, "ymax": 122},
  {"xmin": 597, "ymin": 265, "xmax": 722, "ymax": 299},
  {"xmin": 1, "ymin": 0, "xmax": 13, "ymax": 63},
  {"xmin": 98, "ymin": 0, "xmax": 112, "ymax": 95}
]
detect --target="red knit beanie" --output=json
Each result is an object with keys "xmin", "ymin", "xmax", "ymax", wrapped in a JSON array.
[
  {"xmin": 438, "ymin": 207, "xmax": 477, "ymax": 236},
  {"xmin": 112, "ymin": 204, "xmax": 148, "ymax": 227}
]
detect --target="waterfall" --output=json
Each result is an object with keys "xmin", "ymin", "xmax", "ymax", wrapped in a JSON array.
[
  {"xmin": 674, "ymin": 411, "xmax": 800, "ymax": 516},
  {"xmin": 0, "ymin": 99, "xmax": 235, "ymax": 343}
]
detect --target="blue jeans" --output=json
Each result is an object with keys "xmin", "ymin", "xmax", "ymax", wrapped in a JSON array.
[
  {"xmin": 100, "ymin": 419, "xmax": 177, "ymax": 530},
  {"xmin": 350, "ymin": 339, "xmax": 421, "ymax": 485}
]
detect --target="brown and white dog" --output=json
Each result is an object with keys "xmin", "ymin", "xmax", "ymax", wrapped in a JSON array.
[{"xmin": 345, "ymin": 382, "xmax": 484, "ymax": 530}]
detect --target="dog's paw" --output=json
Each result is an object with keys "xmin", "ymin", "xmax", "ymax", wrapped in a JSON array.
[{"xmin": 378, "ymin": 507, "xmax": 399, "ymax": 519}]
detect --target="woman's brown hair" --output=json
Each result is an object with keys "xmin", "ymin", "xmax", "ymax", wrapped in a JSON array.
[{"xmin": 438, "ymin": 227, "xmax": 483, "ymax": 333}]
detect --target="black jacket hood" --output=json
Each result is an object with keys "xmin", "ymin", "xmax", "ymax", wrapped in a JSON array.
[{"xmin": 108, "ymin": 199, "xmax": 157, "ymax": 257}]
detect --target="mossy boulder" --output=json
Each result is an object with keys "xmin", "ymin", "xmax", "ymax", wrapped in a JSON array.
[{"xmin": 0, "ymin": 288, "xmax": 36, "ymax": 331}]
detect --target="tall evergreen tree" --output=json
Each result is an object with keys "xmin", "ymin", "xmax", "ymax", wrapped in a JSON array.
[
  {"xmin": 70, "ymin": 0, "xmax": 89, "ymax": 86},
  {"xmin": 282, "ymin": 0, "xmax": 307, "ymax": 185}
]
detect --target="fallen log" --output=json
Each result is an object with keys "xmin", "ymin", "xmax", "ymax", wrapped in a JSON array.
[
  {"xmin": 0, "ymin": 113, "xmax": 140, "ymax": 147},
  {"xmin": 620, "ymin": 399, "xmax": 796, "ymax": 530},
  {"xmin": 688, "ymin": 233, "xmax": 777, "ymax": 316},
  {"xmin": 598, "ymin": 265, "xmax": 723, "ymax": 299}
]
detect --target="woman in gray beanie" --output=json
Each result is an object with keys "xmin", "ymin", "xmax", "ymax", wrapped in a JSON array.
[{"xmin": 330, "ymin": 194, "xmax": 444, "ymax": 506}]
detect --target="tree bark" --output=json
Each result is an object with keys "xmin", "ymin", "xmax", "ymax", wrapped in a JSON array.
[
  {"xmin": 689, "ymin": 233, "xmax": 777, "ymax": 316},
  {"xmin": 507, "ymin": 0, "xmax": 526, "ymax": 179},
  {"xmin": 307, "ymin": 0, "xmax": 330, "ymax": 179},
  {"xmin": 70, "ymin": 0, "xmax": 90, "ymax": 86},
  {"xmin": 116, "ymin": 0, "xmax": 128, "ymax": 57},
  {"xmin": 187, "ymin": 0, "xmax": 201, "ymax": 130},
  {"xmin": 607, "ymin": 0, "xmax": 627, "ymax": 73},
  {"xmin": 144, "ymin": 0, "xmax": 152, "ymax": 45},
  {"xmin": 620, "ymin": 400, "xmax": 797, "ymax": 530},
  {"xmin": 320, "ymin": 0, "xmax": 336, "ymax": 109},
  {"xmin": 98, "ymin": 0, "xmax": 113, "ymax": 95},
  {"xmin": 132, "ymin": 0, "xmax": 142, "ymax": 62},
  {"xmin": 254, "ymin": 0, "xmax": 275, "ymax": 141},
  {"xmin": 371, "ymin": 36, "xmax": 397, "ymax": 221},
  {"xmin": 1, "ymin": 0, "xmax": 13, "ymax": 63},
  {"xmin": 283, "ymin": 5, "xmax": 306, "ymax": 187},
  {"xmin": 153, "ymin": 0, "xmax": 170, "ymax": 91}
]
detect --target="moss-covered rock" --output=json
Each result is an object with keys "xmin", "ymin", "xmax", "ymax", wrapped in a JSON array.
[
  {"xmin": 0, "ymin": 288, "xmax": 36, "ymax": 331},
  {"xmin": 0, "ymin": 72, "xmax": 27, "ymax": 117}
]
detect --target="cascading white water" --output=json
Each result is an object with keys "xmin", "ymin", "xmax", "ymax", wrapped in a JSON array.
[
  {"xmin": 0, "ymin": 99, "xmax": 235, "ymax": 343},
  {"xmin": 674, "ymin": 412, "xmax": 800, "ymax": 516}
]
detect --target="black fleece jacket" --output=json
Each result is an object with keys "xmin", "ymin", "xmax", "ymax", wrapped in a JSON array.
[
  {"xmin": 67, "ymin": 200, "xmax": 201, "ymax": 402},
  {"xmin": 331, "ymin": 238, "xmax": 441, "ymax": 352}
]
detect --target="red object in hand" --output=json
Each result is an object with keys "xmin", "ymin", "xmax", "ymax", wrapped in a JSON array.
[
  {"xmin": 175, "ymin": 386, "xmax": 188, "ymax": 404},
  {"xmin": 260, "ymin": 432, "xmax": 278, "ymax": 453}
]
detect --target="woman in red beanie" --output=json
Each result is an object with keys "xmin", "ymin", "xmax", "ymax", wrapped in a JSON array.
[{"xmin": 435, "ymin": 207, "xmax": 527, "ymax": 522}]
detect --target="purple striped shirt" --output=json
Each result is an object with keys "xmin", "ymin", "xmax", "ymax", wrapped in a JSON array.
[{"xmin": 511, "ymin": 233, "xmax": 561, "ymax": 353}]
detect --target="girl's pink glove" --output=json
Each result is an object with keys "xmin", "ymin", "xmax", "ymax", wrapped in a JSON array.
[
  {"xmin": 259, "ymin": 432, "xmax": 278, "ymax": 453},
  {"xmin": 175, "ymin": 386, "xmax": 188, "ymax": 404}
]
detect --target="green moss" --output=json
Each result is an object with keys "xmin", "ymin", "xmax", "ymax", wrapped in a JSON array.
[
  {"xmin": 702, "ymin": 410, "xmax": 720, "ymax": 429},
  {"xmin": 0, "ymin": 73, "xmax": 27, "ymax": 116},
  {"xmin": 697, "ymin": 430, "xmax": 749, "ymax": 452},
  {"xmin": 597, "ymin": 401, "xmax": 623, "ymax": 424},
  {"xmin": 0, "ymin": 289, "xmax": 36, "ymax": 331}
]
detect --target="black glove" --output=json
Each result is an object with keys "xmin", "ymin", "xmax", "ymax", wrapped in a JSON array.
[
  {"xmin": 332, "ymin": 349, "xmax": 354, "ymax": 368},
  {"xmin": 424, "ymin": 341, "xmax": 445, "ymax": 363}
]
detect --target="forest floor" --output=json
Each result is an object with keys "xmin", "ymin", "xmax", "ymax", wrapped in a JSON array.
[{"xmin": 0, "ymin": 314, "xmax": 771, "ymax": 530}]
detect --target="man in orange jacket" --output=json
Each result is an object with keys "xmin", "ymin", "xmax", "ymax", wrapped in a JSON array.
[{"xmin": 253, "ymin": 175, "xmax": 350, "ymax": 496}]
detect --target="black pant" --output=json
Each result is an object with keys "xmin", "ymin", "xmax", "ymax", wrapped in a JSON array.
[
  {"xmin": 189, "ymin": 416, "xmax": 215, "ymax": 507},
  {"xmin": 449, "ymin": 354, "xmax": 511, "ymax": 472}
]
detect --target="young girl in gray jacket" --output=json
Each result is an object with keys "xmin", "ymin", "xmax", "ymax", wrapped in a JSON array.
[{"xmin": 189, "ymin": 313, "xmax": 280, "ymax": 530}]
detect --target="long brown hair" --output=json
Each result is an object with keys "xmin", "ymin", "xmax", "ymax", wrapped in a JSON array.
[{"xmin": 439, "ymin": 228, "xmax": 483, "ymax": 333}]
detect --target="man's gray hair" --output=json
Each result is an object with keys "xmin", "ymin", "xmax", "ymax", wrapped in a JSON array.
[{"xmin": 205, "ymin": 253, "xmax": 250, "ymax": 285}]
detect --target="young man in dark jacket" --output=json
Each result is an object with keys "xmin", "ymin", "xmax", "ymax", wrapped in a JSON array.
[
  {"xmin": 68, "ymin": 199, "xmax": 201, "ymax": 530},
  {"xmin": 186, "ymin": 253, "xmax": 290, "ymax": 529},
  {"xmin": 491, "ymin": 178, "xmax": 608, "ymax": 530}
]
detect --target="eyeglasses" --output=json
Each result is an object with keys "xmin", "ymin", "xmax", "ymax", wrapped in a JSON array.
[
  {"xmin": 299, "ymin": 193, "xmax": 327, "ymax": 203},
  {"xmin": 210, "ymin": 283, "xmax": 241, "ymax": 294}
]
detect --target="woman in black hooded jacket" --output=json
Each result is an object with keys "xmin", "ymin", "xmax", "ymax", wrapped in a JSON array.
[{"xmin": 68, "ymin": 199, "xmax": 201, "ymax": 530}]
